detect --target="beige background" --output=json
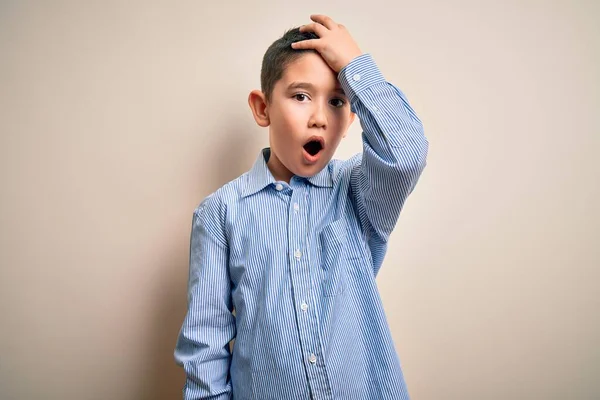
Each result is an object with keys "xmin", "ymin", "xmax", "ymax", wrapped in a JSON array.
[{"xmin": 1, "ymin": 1, "xmax": 598, "ymax": 399}]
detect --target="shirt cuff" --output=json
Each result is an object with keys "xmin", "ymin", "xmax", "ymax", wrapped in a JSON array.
[{"xmin": 338, "ymin": 53, "xmax": 385, "ymax": 104}]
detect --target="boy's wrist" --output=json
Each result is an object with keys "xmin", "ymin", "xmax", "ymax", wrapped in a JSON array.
[
  {"xmin": 337, "ymin": 50, "xmax": 364, "ymax": 73},
  {"xmin": 339, "ymin": 52, "xmax": 365, "ymax": 72},
  {"xmin": 338, "ymin": 53, "xmax": 386, "ymax": 104}
]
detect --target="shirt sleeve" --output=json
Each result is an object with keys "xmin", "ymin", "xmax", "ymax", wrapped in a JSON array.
[
  {"xmin": 174, "ymin": 194, "xmax": 235, "ymax": 400},
  {"xmin": 338, "ymin": 54, "xmax": 429, "ymax": 276}
]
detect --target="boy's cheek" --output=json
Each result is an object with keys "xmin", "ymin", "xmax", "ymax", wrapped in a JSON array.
[
  {"xmin": 282, "ymin": 104, "xmax": 309, "ymax": 121},
  {"xmin": 278, "ymin": 111, "xmax": 308, "ymax": 132}
]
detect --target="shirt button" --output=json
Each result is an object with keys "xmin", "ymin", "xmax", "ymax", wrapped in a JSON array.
[
  {"xmin": 294, "ymin": 203, "xmax": 299, "ymax": 212},
  {"xmin": 300, "ymin": 302, "xmax": 308, "ymax": 311},
  {"xmin": 353, "ymin": 73, "xmax": 361, "ymax": 81},
  {"xmin": 294, "ymin": 249, "xmax": 302, "ymax": 259},
  {"xmin": 308, "ymin": 354, "xmax": 317, "ymax": 364},
  {"xmin": 275, "ymin": 183, "xmax": 283, "ymax": 191}
]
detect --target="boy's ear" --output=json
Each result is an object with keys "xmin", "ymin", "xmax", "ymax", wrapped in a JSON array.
[{"xmin": 248, "ymin": 90, "xmax": 270, "ymax": 127}]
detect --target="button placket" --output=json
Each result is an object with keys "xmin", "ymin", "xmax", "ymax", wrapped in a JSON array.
[{"xmin": 287, "ymin": 184, "xmax": 330, "ymax": 394}]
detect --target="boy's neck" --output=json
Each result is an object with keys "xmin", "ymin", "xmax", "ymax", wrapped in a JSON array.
[{"xmin": 266, "ymin": 149, "xmax": 293, "ymax": 183}]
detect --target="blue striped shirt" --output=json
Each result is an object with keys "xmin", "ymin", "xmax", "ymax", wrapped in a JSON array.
[{"xmin": 174, "ymin": 54, "xmax": 429, "ymax": 400}]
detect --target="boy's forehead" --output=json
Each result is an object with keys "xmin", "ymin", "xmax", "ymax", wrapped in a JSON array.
[{"xmin": 279, "ymin": 53, "xmax": 340, "ymax": 90}]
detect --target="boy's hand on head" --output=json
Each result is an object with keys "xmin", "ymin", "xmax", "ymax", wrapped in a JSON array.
[{"xmin": 292, "ymin": 15, "xmax": 363, "ymax": 73}]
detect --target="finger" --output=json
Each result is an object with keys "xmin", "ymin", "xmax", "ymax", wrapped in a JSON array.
[
  {"xmin": 299, "ymin": 22, "xmax": 328, "ymax": 37},
  {"xmin": 291, "ymin": 39, "xmax": 321, "ymax": 50},
  {"xmin": 309, "ymin": 14, "xmax": 337, "ymax": 30}
]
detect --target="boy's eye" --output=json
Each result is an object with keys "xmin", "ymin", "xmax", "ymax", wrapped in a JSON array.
[
  {"xmin": 294, "ymin": 93, "xmax": 309, "ymax": 102},
  {"xmin": 330, "ymin": 98, "xmax": 346, "ymax": 108}
]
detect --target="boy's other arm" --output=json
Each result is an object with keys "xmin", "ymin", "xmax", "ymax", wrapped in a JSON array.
[{"xmin": 174, "ymin": 195, "xmax": 235, "ymax": 400}]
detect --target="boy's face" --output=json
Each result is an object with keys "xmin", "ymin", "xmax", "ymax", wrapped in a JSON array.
[{"xmin": 250, "ymin": 52, "xmax": 355, "ymax": 182}]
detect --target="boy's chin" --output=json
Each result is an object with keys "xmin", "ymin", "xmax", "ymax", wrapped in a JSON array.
[{"xmin": 294, "ymin": 160, "xmax": 327, "ymax": 178}]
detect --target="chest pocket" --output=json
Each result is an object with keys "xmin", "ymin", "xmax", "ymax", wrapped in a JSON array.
[{"xmin": 318, "ymin": 218, "xmax": 349, "ymax": 297}]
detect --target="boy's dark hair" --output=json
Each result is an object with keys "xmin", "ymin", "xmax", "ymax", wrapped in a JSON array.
[{"xmin": 261, "ymin": 27, "xmax": 319, "ymax": 102}]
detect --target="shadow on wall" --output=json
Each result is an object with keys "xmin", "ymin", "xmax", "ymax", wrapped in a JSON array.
[{"xmin": 136, "ymin": 116, "xmax": 258, "ymax": 399}]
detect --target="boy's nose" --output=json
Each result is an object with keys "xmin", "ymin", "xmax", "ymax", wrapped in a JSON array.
[{"xmin": 308, "ymin": 104, "xmax": 327, "ymax": 128}]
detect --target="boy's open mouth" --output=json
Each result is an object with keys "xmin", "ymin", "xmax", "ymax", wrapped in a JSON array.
[{"xmin": 303, "ymin": 136, "xmax": 325, "ymax": 157}]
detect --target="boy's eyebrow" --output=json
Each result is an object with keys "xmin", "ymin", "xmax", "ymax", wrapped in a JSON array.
[{"xmin": 287, "ymin": 81, "xmax": 346, "ymax": 96}]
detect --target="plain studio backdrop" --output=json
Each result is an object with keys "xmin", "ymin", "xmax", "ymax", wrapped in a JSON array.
[{"xmin": 0, "ymin": 1, "xmax": 598, "ymax": 399}]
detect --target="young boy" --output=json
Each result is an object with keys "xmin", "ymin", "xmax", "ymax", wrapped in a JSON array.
[{"xmin": 174, "ymin": 14, "xmax": 428, "ymax": 400}]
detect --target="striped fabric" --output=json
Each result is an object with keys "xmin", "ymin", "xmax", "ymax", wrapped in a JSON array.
[{"xmin": 174, "ymin": 54, "xmax": 429, "ymax": 400}]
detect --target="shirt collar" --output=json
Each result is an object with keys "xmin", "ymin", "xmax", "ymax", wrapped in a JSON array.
[{"xmin": 242, "ymin": 148, "xmax": 333, "ymax": 198}]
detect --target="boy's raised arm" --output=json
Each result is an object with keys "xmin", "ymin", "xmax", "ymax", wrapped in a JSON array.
[
  {"xmin": 174, "ymin": 195, "xmax": 235, "ymax": 400},
  {"xmin": 340, "ymin": 55, "xmax": 428, "ymax": 273}
]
